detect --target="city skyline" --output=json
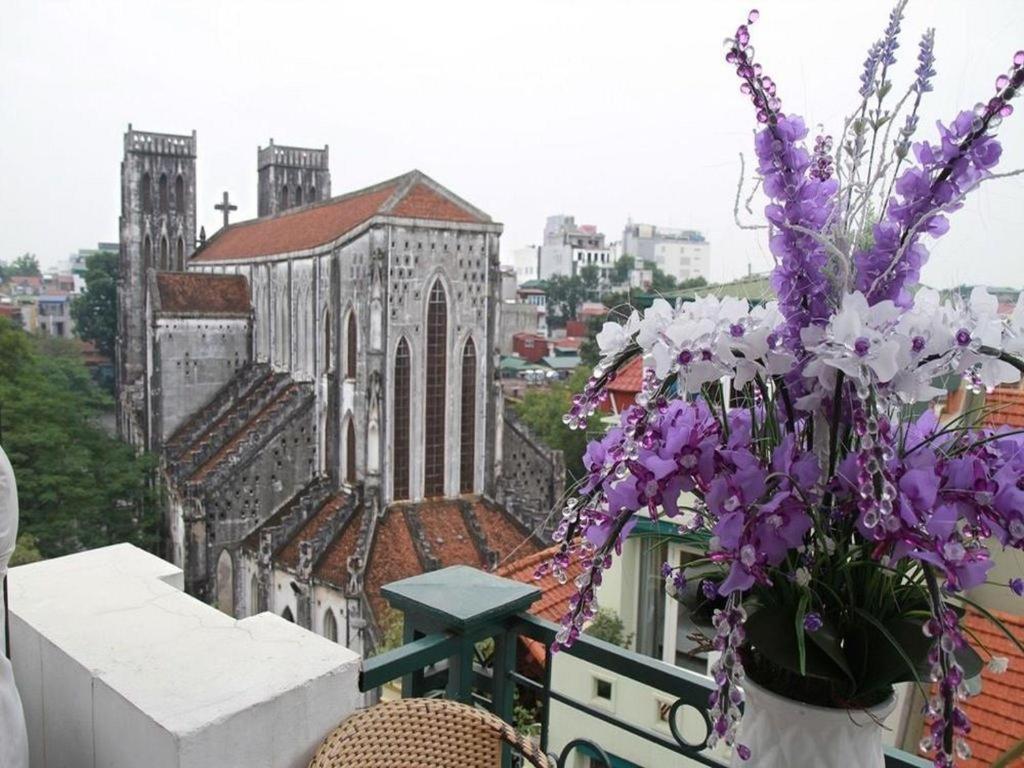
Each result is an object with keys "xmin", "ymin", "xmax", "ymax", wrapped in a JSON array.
[{"xmin": 3, "ymin": 0, "xmax": 1024, "ymax": 289}]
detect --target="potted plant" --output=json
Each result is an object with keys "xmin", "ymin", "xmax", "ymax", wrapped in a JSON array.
[{"xmin": 540, "ymin": 4, "xmax": 1024, "ymax": 766}]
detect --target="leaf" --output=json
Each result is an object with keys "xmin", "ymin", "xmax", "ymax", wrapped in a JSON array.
[
  {"xmin": 795, "ymin": 593, "xmax": 809, "ymax": 677},
  {"xmin": 851, "ymin": 609, "xmax": 927, "ymax": 700},
  {"xmin": 992, "ymin": 738, "xmax": 1024, "ymax": 768},
  {"xmin": 746, "ymin": 607, "xmax": 851, "ymax": 686},
  {"xmin": 806, "ymin": 616, "xmax": 855, "ymax": 684}
]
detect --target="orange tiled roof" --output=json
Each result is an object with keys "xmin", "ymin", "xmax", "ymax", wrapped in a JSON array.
[
  {"xmin": 277, "ymin": 493, "xmax": 349, "ymax": 569},
  {"xmin": 364, "ymin": 507, "xmax": 423, "ymax": 622},
  {"xmin": 921, "ymin": 609, "xmax": 1024, "ymax": 767},
  {"xmin": 497, "ymin": 546, "xmax": 578, "ymax": 666},
  {"xmin": 606, "ymin": 354, "xmax": 644, "ymax": 394},
  {"xmin": 155, "ymin": 272, "xmax": 250, "ymax": 315},
  {"xmin": 984, "ymin": 386, "xmax": 1024, "ymax": 430},
  {"xmin": 191, "ymin": 172, "xmax": 490, "ymax": 263}
]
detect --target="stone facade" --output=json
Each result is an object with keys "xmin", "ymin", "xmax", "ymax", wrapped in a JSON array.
[
  {"xmin": 257, "ymin": 141, "xmax": 331, "ymax": 217},
  {"xmin": 117, "ymin": 126, "xmax": 197, "ymax": 449},
  {"xmin": 499, "ymin": 405, "xmax": 565, "ymax": 541},
  {"xmin": 117, "ymin": 129, "xmax": 561, "ymax": 643}
]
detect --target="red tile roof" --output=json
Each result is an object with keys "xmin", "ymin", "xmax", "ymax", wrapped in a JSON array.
[
  {"xmin": 416, "ymin": 501, "xmax": 483, "ymax": 568},
  {"xmin": 984, "ymin": 386, "xmax": 1024, "ymax": 430},
  {"xmin": 606, "ymin": 355, "xmax": 644, "ymax": 394},
  {"xmin": 498, "ymin": 546, "xmax": 576, "ymax": 666},
  {"xmin": 191, "ymin": 172, "xmax": 490, "ymax": 263},
  {"xmin": 921, "ymin": 610, "xmax": 1024, "ymax": 767},
  {"xmin": 277, "ymin": 494, "xmax": 347, "ymax": 569},
  {"xmin": 365, "ymin": 507, "xmax": 423, "ymax": 622},
  {"xmin": 155, "ymin": 272, "xmax": 250, "ymax": 315}
]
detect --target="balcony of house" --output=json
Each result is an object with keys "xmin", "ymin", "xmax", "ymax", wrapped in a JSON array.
[{"xmin": 6, "ymin": 542, "xmax": 934, "ymax": 768}]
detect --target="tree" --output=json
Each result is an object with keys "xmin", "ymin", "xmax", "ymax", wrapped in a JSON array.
[
  {"xmin": 72, "ymin": 249, "xmax": 119, "ymax": 357},
  {"xmin": 611, "ymin": 255, "xmax": 635, "ymax": 285},
  {"xmin": 584, "ymin": 607, "xmax": 634, "ymax": 648},
  {"xmin": 0, "ymin": 317, "xmax": 158, "ymax": 559},
  {"xmin": 579, "ymin": 264, "xmax": 601, "ymax": 299},
  {"xmin": 645, "ymin": 261, "xmax": 678, "ymax": 294},
  {"xmin": 544, "ymin": 275, "xmax": 588, "ymax": 322},
  {"xmin": 8, "ymin": 253, "xmax": 41, "ymax": 277},
  {"xmin": 514, "ymin": 367, "xmax": 592, "ymax": 484}
]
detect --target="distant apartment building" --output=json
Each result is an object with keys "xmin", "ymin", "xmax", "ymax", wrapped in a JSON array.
[
  {"xmin": 511, "ymin": 245, "xmax": 541, "ymax": 284},
  {"xmin": 538, "ymin": 215, "xmax": 612, "ymax": 283},
  {"xmin": 622, "ymin": 222, "xmax": 710, "ymax": 284},
  {"xmin": 37, "ymin": 294, "xmax": 74, "ymax": 338},
  {"xmin": 69, "ymin": 242, "xmax": 118, "ymax": 292}
]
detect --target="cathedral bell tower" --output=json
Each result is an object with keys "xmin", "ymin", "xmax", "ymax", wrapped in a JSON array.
[
  {"xmin": 116, "ymin": 125, "xmax": 197, "ymax": 447},
  {"xmin": 257, "ymin": 140, "xmax": 330, "ymax": 217}
]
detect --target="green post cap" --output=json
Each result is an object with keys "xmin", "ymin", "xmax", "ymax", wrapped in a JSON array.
[{"xmin": 382, "ymin": 565, "xmax": 541, "ymax": 632}]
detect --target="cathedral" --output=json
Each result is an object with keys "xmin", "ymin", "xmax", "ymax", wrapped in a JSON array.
[{"xmin": 115, "ymin": 126, "xmax": 564, "ymax": 654}]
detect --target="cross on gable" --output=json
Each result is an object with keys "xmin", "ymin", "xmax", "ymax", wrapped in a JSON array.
[{"xmin": 215, "ymin": 190, "xmax": 238, "ymax": 228}]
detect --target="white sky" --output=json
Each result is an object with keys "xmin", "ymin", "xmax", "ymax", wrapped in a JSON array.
[{"xmin": 2, "ymin": 0, "xmax": 1023, "ymax": 288}]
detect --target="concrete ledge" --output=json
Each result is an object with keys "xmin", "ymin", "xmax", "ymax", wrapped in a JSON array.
[{"xmin": 9, "ymin": 543, "xmax": 362, "ymax": 768}]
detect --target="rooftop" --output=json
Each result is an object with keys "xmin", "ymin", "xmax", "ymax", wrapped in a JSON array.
[
  {"xmin": 154, "ymin": 272, "xmax": 251, "ymax": 316},
  {"xmin": 192, "ymin": 171, "xmax": 493, "ymax": 263}
]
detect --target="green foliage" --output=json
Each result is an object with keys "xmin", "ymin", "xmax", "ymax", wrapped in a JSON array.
[
  {"xmin": 643, "ymin": 260, "xmax": 677, "ymax": 294},
  {"xmin": 371, "ymin": 605, "xmax": 405, "ymax": 657},
  {"xmin": 71, "ymin": 250, "xmax": 119, "ymax": 358},
  {"xmin": 512, "ymin": 690, "xmax": 541, "ymax": 737},
  {"xmin": 584, "ymin": 607, "xmax": 634, "ymax": 649},
  {"xmin": 1, "ymin": 253, "xmax": 41, "ymax": 279},
  {"xmin": 544, "ymin": 275, "xmax": 588, "ymax": 322},
  {"xmin": 514, "ymin": 367, "xmax": 592, "ymax": 484},
  {"xmin": 10, "ymin": 532, "xmax": 43, "ymax": 567},
  {"xmin": 610, "ymin": 255, "xmax": 634, "ymax": 285},
  {"xmin": 579, "ymin": 264, "xmax": 600, "ymax": 298},
  {"xmin": 0, "ymin": 317, "xmax": 158, "ymax": 558}
]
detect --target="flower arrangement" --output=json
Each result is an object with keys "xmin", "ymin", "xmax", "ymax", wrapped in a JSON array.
[{"xmin": 540, "ymin": 4, "xmax": 1024, "ymax": 766}]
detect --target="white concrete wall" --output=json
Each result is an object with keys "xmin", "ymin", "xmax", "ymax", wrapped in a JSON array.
[{"xmin": 8, "ymin": 544, "xmax": 362, "ymax": 768}]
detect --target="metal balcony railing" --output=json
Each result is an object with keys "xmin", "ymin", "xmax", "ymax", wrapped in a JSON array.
[{"xmin": 359, "ymin": 566, "xmax": 930, "ymax": 768}]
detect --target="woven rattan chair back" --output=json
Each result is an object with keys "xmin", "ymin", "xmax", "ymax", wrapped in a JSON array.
[{"xmin": 308, "ymin": 697, "xmax": 553, "ymax": 768}]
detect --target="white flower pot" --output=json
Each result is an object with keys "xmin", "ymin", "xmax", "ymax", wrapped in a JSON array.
[{"xmin": 729, "ymin": 677, "xmax": 896, "ymax": 767}]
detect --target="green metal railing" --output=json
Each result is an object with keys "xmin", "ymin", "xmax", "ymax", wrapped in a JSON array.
[{"xmin": 359, "ymin": 565, "xmax": 931, "ymax": 768}]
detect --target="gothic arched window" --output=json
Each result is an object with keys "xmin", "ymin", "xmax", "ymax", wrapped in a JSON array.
[
  {"xmin": 460, "ymin": 338, "xmax": 477, "ymax": 494},
  {"xmin": 323, "ymin": 609, "xmax": 338, "ymax": 642},
  {"xmin": 159, "ymin": 237, "xmax": 168, "ymax": 271},
  {"xmin": 346, "ymin": 310, "xmax": 357, "ymax": 379},
  {"xmin": 345, "ymin": 417, "xmax": 356, "ymax": 485},
  {"xmin": 143, "ymin": 235, "xmax": 152, "ymax": 271},
  {"xmin": 295, "ymin": 186, "xmax": 303, "ymax": 206},
  {"xmin": 310, "ymin": 187, "xmax": 317, "ymax": 202},
  {"xmin": 281, "ymin": 606, "xmax": 294, "ymax": 623},
  {"xmin": 281, "ymin": 185, "xmax": 289, "ymax": 209},
  {"xmin": 393, "ymin": 338, "xmax": 411, "ymax": 500},
  {"xmin": 142, "ymin": 173, "xmax": 152, "ymax": 214},
  {"xmin": 424, "ymin": 280, "xmax": 447, "ymax": 497},
  {"xmin": 250, "ymin": 573, "xmax": 260, "ymax": 614},
  {"xmin": 175, "ymin": 175, "xmax": 185, "ymax": 213},
  {"xmin": 324, "ymin": 310, "xmax": 333, "ymax": 373},
  {"xmin": 176, "ymin": 237, "xmax": 185, "ymax": 269},
  {"xmin": 159, "ymin": 173, "xmax": 169, "ymax": 213}
]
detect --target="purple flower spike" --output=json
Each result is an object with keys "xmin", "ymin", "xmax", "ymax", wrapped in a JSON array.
[{"xmin": 803, "ymin": 612, "xmax": 824, "ymax": 632}]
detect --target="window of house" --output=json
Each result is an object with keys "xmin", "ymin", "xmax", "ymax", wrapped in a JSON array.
[
  {"xmin": 175, "ymin": 174, "xmax": 185, "ymax": 213},
  {"xmin": 345, "ymin": 418, "xmax": 356, "ymax": 485},
  {"xmin": 281, "ymin": 185, "xmax": 289, "ymax": 208},
  {"xmin": 323, "ymin": 609, "xmax": 338, "ymax": 642},
  {"xmin": 295, "ymin": 186, "xmax": 303, "ymax": 206},
  {"xmin": 160, "ymin": 236, "xmax": 168, "ymax": 271},
  {"xmin": 346, "ymin": 311, "xmax": 357, "ymax": 379},
  {"xmin": 143, "ymin": 235, "xmax": 153, "ymax": 271},
  {"xmin": 281, "ymin": 606, "xmax": 294, "ymax": 623},
  {"xmin": 159, "ymin": 173, "xmax": 169, "ymax": 213},
  {"xmin": 635, "ymin": 539, "xmax": 668, "ymax": 661},
  {"xmin": 250, "ymin": 574, "xmax": 260, "ymax": 613},
  {"xmin": 460, "ymin": 338, "xmax": 476, "ymax": 494},
  {"xmin": 393, "ymin": 338, "xmax": 411, "ymax": 500},
  {"xmin": 424, "ymin": 281, "xmax": 447, "ymax": 497},
  {"xmin": 142, "ymin": 173, "xmax": 152, "ymax": 213},
  {"xmin": 310, "ymin": 187, "xmax": 317, "ymax": 202},
  {"xmin": 176, "ymin": 237, "xmax": 184, "ymax": 269},
  {"xmin": 594, "ymin": 678, "xmax": 613, "ymax": 701}
]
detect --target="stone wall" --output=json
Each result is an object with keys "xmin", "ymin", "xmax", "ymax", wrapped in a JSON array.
[
  {"xmin": 152, "ymin": 316, "xmax": 251, "ymax": 442},
  {"xmin": 497, "ymin": 301, "xmax": 539, "ymax": 354},
  {"xmin": 500, "ymin": 406, "xmax": 564, "ymax": 541}
]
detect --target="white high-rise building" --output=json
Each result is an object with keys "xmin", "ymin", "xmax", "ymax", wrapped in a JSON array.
[
  {"xmin": 538, "ymin": 215, "xmax": 612, "ymax": 283},
  {"xmin": 622, "ymin": 222, "xmax": 710, "ymax": 284},
  {"xmin": 511, "ymin": 245, "xmax": 541, "ymax": 284}
]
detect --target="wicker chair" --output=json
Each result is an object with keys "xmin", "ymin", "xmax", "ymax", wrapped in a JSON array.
[{"xmin": 308, "ymin": 697, "xmax": 553, "ymax": 768}]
